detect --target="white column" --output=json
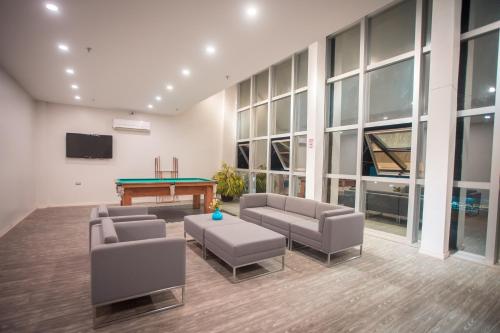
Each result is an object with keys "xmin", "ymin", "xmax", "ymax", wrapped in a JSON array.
[
  {"xmin": 419, "ymin": 0, "xmax": 462, "ymax": 259},
  {"xmin": 306, "ymin": 40, "xmax": 327, "ymax": 200}
]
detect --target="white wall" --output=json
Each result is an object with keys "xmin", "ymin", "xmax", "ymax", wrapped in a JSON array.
[
  {"xmin": 36, "ymin": 92, "xmax": 226, "ymax": 207},
  {"xmin": 0, "ymin": 68, "xmax": 36, "ymax": 236}
]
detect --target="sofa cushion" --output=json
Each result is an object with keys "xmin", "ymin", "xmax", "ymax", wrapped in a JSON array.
[
  {"xmin": 285, "ymin": 197, "xmax": 317, "ymax": 218},
  {"xmin": 241, "ymin": 193, "xmax": 268, "ymax": 209},
  {"xmin": 101, "ymin": 218, "xmax": 118, "ymax": 243},
  {"xmin": 267, "ymin": 194, "xmax": 287, "ymax": 210},
  {"xmin": 97, "ymin": 205, "xmax": 109, "ymax": 217},
  {"xmin": 241, "ymin": 207, "xmax": 282, "ymax": 221},
  {"xmin": 290, "ymin": 219, "xmax": 322, "ymax": 242}
]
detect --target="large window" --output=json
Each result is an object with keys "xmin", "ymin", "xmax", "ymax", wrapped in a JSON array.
[
  {"xmin": 325, "ymin": 0, "xmax": 430, "ymax": 244},
  {"xmin": 236, "ymin": 50, "xmax": 308, "ymax": 194},
  {"xmin": 453, "ymin": 1, "xmax": 500, "ymax": 262}
]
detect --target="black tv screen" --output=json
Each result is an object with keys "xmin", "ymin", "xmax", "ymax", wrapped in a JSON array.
[{"xmin": 66, "ymin": 133, "xmax": 113, "ymax": 159}]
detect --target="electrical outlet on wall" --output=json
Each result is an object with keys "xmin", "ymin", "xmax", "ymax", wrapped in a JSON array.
[{"xmin": 75, "ymin": 182, "xmax": 82, "ymax": 186}]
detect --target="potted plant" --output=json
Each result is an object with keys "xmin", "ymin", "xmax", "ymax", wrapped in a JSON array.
[{"xmin": 213, "ymin": 163, "xmax": 245, "ymax": 202}]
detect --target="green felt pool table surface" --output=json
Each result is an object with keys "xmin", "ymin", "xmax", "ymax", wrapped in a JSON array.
[{"xmin": 116, "ymin": 178, "xmax": 214, "ymax": 185}]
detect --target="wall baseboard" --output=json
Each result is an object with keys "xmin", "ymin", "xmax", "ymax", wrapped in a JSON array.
[{"xmin": 0, "ymin": 208, "xmax": 37, "ymax": 239}]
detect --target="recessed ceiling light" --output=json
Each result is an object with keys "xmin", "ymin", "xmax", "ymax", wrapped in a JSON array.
[
  {"xmin": 65, "ymin": 68, "xmax": 75, "ymax": 75},
  {"xmin": 147, "ymin": 104, "xmax": 153, "ymax": 109},
  {"xmin": 488, "ymin": 86, "xmax": 496, "ymax": 93},
  {"xmin": 74, "ymin": 95, "xmax": 81, "ymax": 100},
  {"xmin": 155, "ymin": 96, "xmax": 162, "ymax": 101},
  {"xmin": 246, "ymin": 5, "xmax": 258, "ymax": 18},
  {"xmin": 45, "ymin": 3, "xmax": 59, "ymax": 12},
  {"xmin": 58, "ymin": 43, "xmax": 69, "ymax": 52},
  {"xmin": 71, "ymin": 84, "xmax": 79, "ymax": 90},
  {"xmin": 166, "ymin": 84, "xmax": 174, "ymax": 91},
  {"xmin": 205, "ymin": 45, "xmax": 216, "ymax": 55},
  {"xmin": 181, "ymin": 68, "xmax": 191, "ymax": 77}
]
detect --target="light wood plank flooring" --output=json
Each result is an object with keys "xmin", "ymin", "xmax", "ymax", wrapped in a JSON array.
[{"xmin": 0, "ymin": 206, "xmax": 499, "ymax": 332}]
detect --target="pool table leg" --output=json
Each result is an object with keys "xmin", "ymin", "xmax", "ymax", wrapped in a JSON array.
[
  {"xmin": 204, "ymin": 186, "xmax": 214, "ymax": 213},
  {"xmin": 122, "ymin": 193, "xmax": 132, "ymax": 206},
  {"xmin": 193, "ymin": 195, "xmax": 201, "ymax": 209}
]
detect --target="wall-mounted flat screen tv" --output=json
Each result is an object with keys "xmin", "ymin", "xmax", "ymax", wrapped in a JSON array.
[{"xmin": 66, "ymin": 133, "xmax": 113, "ymax": 159}]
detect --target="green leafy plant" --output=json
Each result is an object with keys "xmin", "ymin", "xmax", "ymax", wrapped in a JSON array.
[{"xmin": 213, "ymin": 163, "xmax": 245, "ymax": 201}]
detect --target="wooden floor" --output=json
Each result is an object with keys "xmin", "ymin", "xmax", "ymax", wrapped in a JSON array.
[{"xmin": 1, "ymin": 206, "xmax": 500, "ymax": 332}]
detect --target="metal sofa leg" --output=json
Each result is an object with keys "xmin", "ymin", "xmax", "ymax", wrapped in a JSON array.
[{"xmin": 93, "ymin": 285, "xmax": 185, "ymax": 329}]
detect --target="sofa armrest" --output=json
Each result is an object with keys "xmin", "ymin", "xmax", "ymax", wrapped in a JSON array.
[
  {"xmin": 90, "ymin": 237, "xmax": 186, "ymax": 305},
  {"xmin": 114, "ymin": 219, "xmax": 166, "ymax": 242},
  {"xmin": 240, "ymin": 193, "xmax": 268, "ymax": 210},
  {"xmin": 107, "ymin": 206, "xmax": 149, "ymax": 216},
  {"xmin": 318, "ymin": 207, "xmax": 355, "ymax": 232},
  {"xmin": 321, "ymin": 213, "xmax": 364, "ymax": 254}
]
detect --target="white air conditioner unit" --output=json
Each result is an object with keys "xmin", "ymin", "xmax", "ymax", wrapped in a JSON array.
[{"xmin": 113, "ymin": 119, "xmax": 151, "ymax": 132}]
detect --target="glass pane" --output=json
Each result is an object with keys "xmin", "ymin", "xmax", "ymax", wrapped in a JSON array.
[
  {"xmin": 417, "ymin": 122, "xmax": 427, "ymax": 179},
  {"xmin": 254, "ymin": 70, "xmax": 269, "ymax": 103},
  {"xmin": 295, "ymin": 50, "xmax": 308, "ymax": 89},
  {"xmin": 294, "ymin": 91, "xmax": 307, "ymax": 132},
  {"xmin": 236, "ymin": 142, "xmax": 250, "ymax": 169},
  {"xmin": 293, "ymin": 135, "xmax": 307, "ymax": 172},
  {"xmin": 461, "ymin": 0, "xmax": 500, "ymax": 33},
  {"xmin": 364, "ymin": 181, "xmax": 409, "ymax": 236},
  {"xmin": 270, "ymin": 138, "xmax": 290, "ymax": 171},
  {"xmin": 424, "ymin": 0, "xmax": 433, "ymax": 46},
  {"xmin": 327, "ymin": 130, "xmax": 358, "ymax": 175},
  {"xmin": 450, "ymin": 187, "xmax": 489, "ymax": 256},
  {"xmin": 237, "ymin": 110, "xmax": 250, "ymax": 139},
  {"xmin": 364, "ymin": 128, "xmax": 412, "ymax": 177},
  {"xmin": 420, "ymin": 53, "xmax": 430, "ymax": 116},
  {"xmin": 253, "ymin": 104, "xmax": 268, "ymax": 137},
  {"xmin": 270, "ymin": 174, "xmax": 289, "ymax": 195},
  {"xmin": 330, "ymin": 25, "xmax": 360, "ymax": 77},
  {"xmin": 272, "ymin": 58, "xmax": 292, "ymax": 96},
  {"xmin": 237, "ymin": 172, "xmax": 250, "ymax": 194},
  {"xmin": 326, "ymin": 178, "xmax": 356, "ymax": 208},
  {"xmin": 238, "ymin": 79, "xmax": 251, "ymax": 108},
  {"xmin": 252, "ymin": 140, "xmax": 267, "ymax": 170},
  {"xmin": 454, "ymin": 115, "xmax": 494, "ymax": 182},
  {"xmin": 368, "ymin": 0, "xmax": 416, "ymax": 64},
  {"xmin": 292, "ymin": 176, "xmax": 306, "ymax": 198},
  {"xmin": 253, "ymin": 173, "xmax": 267, "ymax": 193},
  {"xmin": 271, "ymin": 97, "xmax": 291, "ymax": 134},
  {"xmin": 457, "ymin": 31, "xmax": 499, "ymax": 110},
  {"xmin": 328, "ymin": 76, "xmax": 359, "ymax": 127},
  {"xmin": 367, "ymin": 58, "xmax": 414, "ymax": 122}
]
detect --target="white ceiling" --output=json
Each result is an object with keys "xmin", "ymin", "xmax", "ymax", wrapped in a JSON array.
[{"xmin": 0, "ymin": 0, "xmax": 393, "ymax": 115}]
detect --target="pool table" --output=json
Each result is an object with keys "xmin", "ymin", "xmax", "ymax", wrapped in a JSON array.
[{"xmin": 116, "ymin": 178, "xmax": 217, "ymax": 213}]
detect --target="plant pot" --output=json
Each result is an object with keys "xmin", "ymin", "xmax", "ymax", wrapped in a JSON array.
[{"xmin": 221, "ymin": 195, "xmax": 234, "ymax": 202}]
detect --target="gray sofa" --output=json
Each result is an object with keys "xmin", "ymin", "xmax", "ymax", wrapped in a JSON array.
[
  {"xmin": 90, "ymin": 218, "xmax": 185, "ymax": 327},
  {"xmin": 240, "ymin": 193, "xmax": 364, "ymax": 264}
]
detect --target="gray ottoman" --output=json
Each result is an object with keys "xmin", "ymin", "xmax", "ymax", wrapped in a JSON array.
[
  {"xmin": 205, "ymin": 222, "xmax": 286, "ymax": 282},
  {"xmin": 184, "ymin": 214, "xmax": 244, "ymax": 258}
]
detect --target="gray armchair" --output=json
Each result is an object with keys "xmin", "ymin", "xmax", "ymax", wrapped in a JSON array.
[
  {"xmin": 89, "ymin": 204, "xmax": 157, "ymax": 236},
  {"xmin": 90, "ymin": 218, "xmax": 186, "ymax": 327}
]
